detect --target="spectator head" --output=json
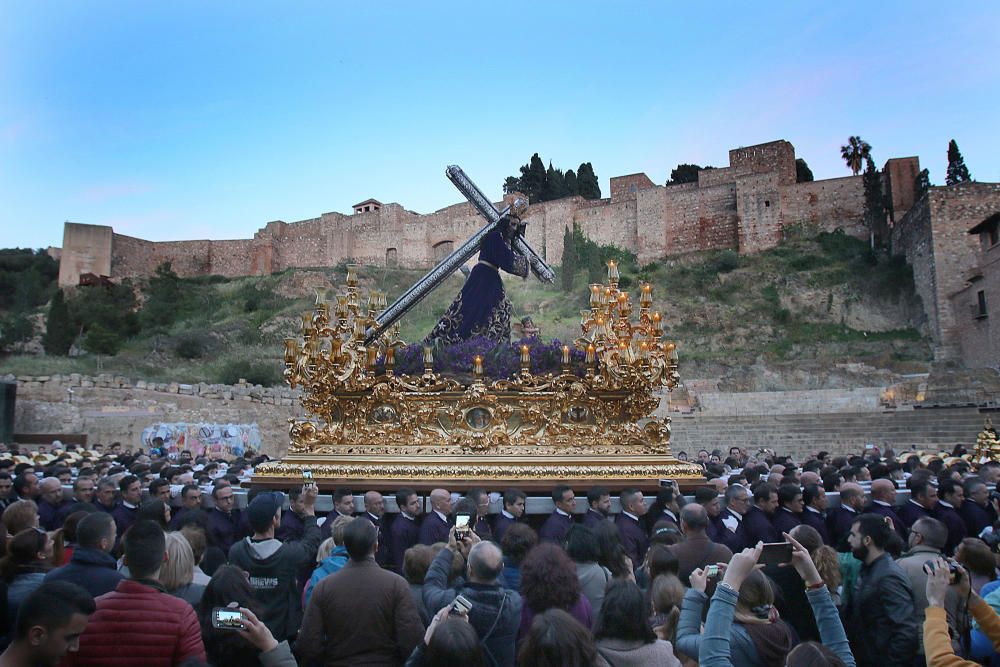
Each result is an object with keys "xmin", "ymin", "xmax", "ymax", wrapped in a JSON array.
[
  {"xmin": 551, "ymin": 485, "xmax": 575, "ymax": 514},
  {"xmin": 39, "ymin": 478, "xmax": 64, "ymax": 506},
  {"xmin": 849, "ymin": 514, "xmax": 893, "ymax": 562},
  {"xmin": 333, "ymin": 488, "xmax": 355, "ymax": 516},
  {"xmin": 649, "ymin": 522, "xmax": 684, "ymax": 547},
  {"xmin": 649, "ymin": 573, "xmax": 685, "ymax": 641},
  {"xmin": 964, "ymin": 478, "xmax": 989, "ymax": 507},
  {"xmin": 500, "ymin": 523, "xmax": 538, "ymax": 567},
  {"xmin": 956, "ymin": 538, "xmax": 997, "ymax": 580},
  {"xmin": 752, "ymin": 483, "xmax": 778, "ymax": 514},
  {"xmin": 591, "ymin": 520, "xmax": 630, "ymax": 579},
  {"xmin": 119, "ymin": 476, "xmax": 141, "ymax": 505},
  {"xmin": 1, "ymin": 528, "xmax": 52, "ymax": 581},
  {"xmin": 159, "ymin": 532, "xmax": 195, "ymax": 591},
  {"xmin": 342, "ymin": 517, "xmax": 377, "ymax": 561},
  {"xmin": 980, "ymin": 462, "xmax": 1000, "ymax": 485},
  {"xmin": 95, "ymin": 478, "xmax": 116, "ymax": 508},
  {"xmin": 363, "ymin": 491, "xmax": 385, "ymax": 517},
  {"xmin": 803, "ymin": 484, "xmax": 826, "ymax": 512},
  {"xmin": 211, "ymin": 483, "xmax": 235, "ymax": 513},
  {"xmin": 909, "ymin": 478, "xmax": 939, "ymax": 510},
  {"xmin": 71, "ymin": 477, "xmax": 95, "ymax": 504},
  {"xmin": 396, "ymin": 488, "xmax": 421, "ymax": 517},
  {"xmin": 465, "ymin": 488, "xmax": 489, "ymax": 518},
  {"xmin": 2, "ymin": 499, "xmax": 40, "ymax": 535},
  {"xmin": 735, "ymin": 569, "xmax": 777, "ymax": 620},
  {"xmin": 869, "ymin": 478, "xmax": 895, "ymax": 504},
  {"xmin": 586, "ymin": 487, "xmax": 611, "ymax": 516},
  {"xmin": 76, "ymin": 512, "xmax": 116, "ymax": 554},
  {"xmin": 620, "ymin": 488, "xmax": 648, "ymax": 517},
  {"xmin": 466, "ymin": 540, "xmax": 503, "ymax": 584},
  {"xmin": 643, "ymin": 544, "xmax": 680, "ymax": 581},
  {"xmin": 148, "ymin": 478, "xmax": 171, "ymax": 504},
  {"xmin": 13, "ymin": 472, "xmax": 40, "ymax": 500},
  {"xmin": 402, "ymin": 545, "xmax": 434, "ymax": 585},
  {"xmin": 330, "ymin": 515, "xmax": 355, "ymax": 547},
  {"xmin": 938, "ymin": 478, "xmax": 964, "ymax": 508},
  {"xmin": 0, "ymin": 472, "xmax": 12, "ymax": 499},
  {"xmin": 694, "ymin": 486, "xmax": 720, "ymax": 517},
  {"xmin": 679, "ymin": 503, "xmax": 709, "ymax": 534},
  {"xmin": 179, "ymin": 526, "xmax": 207, "ymax": 566},
  {"xmin": 503, "ymin": 488, "xmax": 526, "ymax": 518},
  {"xmin": 138, "ymin": 499, "xmax": 171, "ymax": 530},
  {"xmin": 725, "ymin": 484, "xmax": 750, "ymax": 516},
  {"xmin": 246, "ymin": 492, "xmax": 282, "ymax": 535},
  {"xmin": 839, "ymin": 483, "xmax": 866, "ymax": 512},
  {"xmin": 786, "ymin": 642, "xmax": 849, "ymax": 667},
  {"xmin": 909, "ymin": 516, "xmax": 947, "ymax": 552},
  {"xmin": 564, "ymin": 525, "xmax": 600, "ymax": 564},
  {"xmin": 11, "ymin": 581, "xmax": 95, "ymax": 664},
  {"xmin": 521, "ymin": 543, "xmax": 583, "ymax": 614},
  {"xmin": 594, "ymin": 579, "xmax": 656, "ymax": 644},
  {"xmin": 123, "ymin": 520, "xmax": 167, "ymax": 580},
  {"xmin": 822, "ymin": 473, "xmax": 842, "ymax": 493},
  {"xmin": 777, "ymin": 484, "xmax": 804, "ymax": 513},
  {"xmin": 799, "ymin": 471, "xmax": 821, "ymax": 487},
  {"xmin": 428, "ymin": 488, "xmax": 452, "ymax": 516},
  {"xmin": 424, "ymin": 617, "xmax": 486, "ymax": 667},
  {"xmin": 180, "ymin": 484, "xmax": 202, "ymax": 510},
  {"xmin": 517, "ymin": 608, "xmax": 601, "ymax": 667}
]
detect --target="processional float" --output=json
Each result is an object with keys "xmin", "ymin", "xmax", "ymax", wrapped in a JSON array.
[{"xmin": 252, "ymin": 167, "xmax": 704, "ymax": 491}]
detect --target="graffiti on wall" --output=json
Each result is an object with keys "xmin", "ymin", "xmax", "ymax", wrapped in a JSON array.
[{"xmin": 140, "ymin": 422, "xmax": 261, "ymax": 459}]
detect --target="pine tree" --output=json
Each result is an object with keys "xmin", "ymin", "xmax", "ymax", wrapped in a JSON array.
[
  {"xmin": 946, "ymin": 140, "xmax": 972, "ymax": 185},
  {"xmin": 560, "ymin": 226, "xmax": 577, "ymax": 292},
  {"xmin": 42, "ymin": 289, "xmax": 74, "ymax": 355},
  {"xmin": 577, "ymin": 163, "xmax": 601, "ymax": 199}
]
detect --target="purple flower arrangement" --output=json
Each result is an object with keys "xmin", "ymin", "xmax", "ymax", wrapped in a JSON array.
[{"xmin": 374, "ymin": 336, "xmax": 590, "ymax": 380}]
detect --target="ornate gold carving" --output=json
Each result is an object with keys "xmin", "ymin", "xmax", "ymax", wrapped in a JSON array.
[{"xmin": 268, "ymin": 261, "xmax": 704, "ymax": 483}]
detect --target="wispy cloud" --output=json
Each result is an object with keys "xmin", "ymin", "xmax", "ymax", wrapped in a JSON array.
[{"xmin": 80, "ymin": 181, "xmax": 154, "ymax": 204}]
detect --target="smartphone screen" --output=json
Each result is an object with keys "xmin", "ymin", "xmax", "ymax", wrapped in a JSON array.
[
  {"xmin": 758, "ymin": 542, "xmax": 793, "ymax": 566},
  {"xmin": 212, "ymin": 608, "xmax": 245, "ymax": 630},
  {"xmin": 455, "ymin": 514, "xmax": 471, "ymax": 530}
]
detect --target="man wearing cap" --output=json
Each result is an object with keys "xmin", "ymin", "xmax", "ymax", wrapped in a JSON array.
[{"xmin": 227, "ymin": 485, "xmax": 321, "ymax": 642}]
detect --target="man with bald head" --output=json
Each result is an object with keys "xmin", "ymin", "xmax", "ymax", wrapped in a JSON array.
[
  {"xmin": 423, "ymin": 527, "xmax": 522, "ymax": 667},
  {"xmin": 800, "ymin": 471, "xmax": 821, "ymax": 487},
  {"xmin": 668, "ymin": 503, "xmax": 732, "ymax": 585},
  {"xmin": 827, "ymin": 482, "xmax": 865, "ymax": 550},
  {"xmin": 864, "ymin": 478, "xmax": 905, "ymax": 539},
  {"xmin": 359, "ymin": 491, "xmax": 389, "ymax": 567},
  {"xmin": 418, "ymin": 488, "xmax": 452, "ymax": 545},
  {"xmin": 37, "ymin": 477, "xmax": 70, "ymax": 531}
]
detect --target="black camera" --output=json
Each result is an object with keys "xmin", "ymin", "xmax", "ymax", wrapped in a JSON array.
[{"xmin": 924, "ymin": 559, "xmax": 963, "ymax": 584}]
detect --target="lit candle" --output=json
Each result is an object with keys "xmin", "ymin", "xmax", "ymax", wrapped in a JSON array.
[
  {"xmin": 473, "ymin": 355, "xmax": 483, "ymax": 376},
  {"xmin": 607, "ymin": 260, "xmax": 620, "ymax": 283},
  {"xmin": 586, "ymin": 344, "xmax": 596, "ymax": 364},
  {"xmin": 385, "ymin": 346, "xmax": 395, "ymax": 368},
  {"xmin": 640, "ymin": 341, "xmax": 649, "ymax": 359},
  {"xmin": 423, "ymin": 346, "xmax": 434, "ymax": 366},
  {"xmin": 562, "ymin": 345, "xmax": 570, "ymax": 365},
  {"xmin": 520, "ymin": 344, "xmax": 530, "ymax": 366},
  {"xmin": 345, "ymin": 264, "xmax": 359, "ymax": 287},
  {"xmin": 590, "ymin": 284, "xmax": 601, "ymax": 308},
  {"xmin": 602, "ymin": 287, "xmax": 611, "ymax": 305},
  {"xmin": 367, "ymin": 346, "xmax": 377, "ymax": 368},
  {"xmin": 640, "ymin": 283, "xmax": 653, "ymax": 307},
  {"xmin": 329, "ymin": 338, "xmax": 342, "ymax": 363}
]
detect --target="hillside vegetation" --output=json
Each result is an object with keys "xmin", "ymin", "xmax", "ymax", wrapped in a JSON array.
[{"xmin": 0, "ymin": 231, "xmax": 931, "ymax": 387}]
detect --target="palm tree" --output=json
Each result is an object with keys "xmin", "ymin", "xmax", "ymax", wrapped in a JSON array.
[{"xmin": 840, "ymin": 136, "xmax": 872, "ymax": 176}]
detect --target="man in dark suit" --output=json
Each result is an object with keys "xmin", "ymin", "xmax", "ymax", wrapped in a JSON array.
[
  {"xmin": 359, "ymin": 491, "xmax": 390, "ymax": 567},
  {"xmin": 492, "ymin": 488, "xmax": 525, "ymax": 543},
  {"xmin": 864, "ymin": 478, "xmax": 905, "ymax": 540},
  {"xmin": 897, "ymin": 478, "xmax": 937, "ymax": 530},
  {"xmin": 668, "ymin": 503, "xmax": 732, "ymax": 585},
  {"xmin": 718, "ymin": 484, "xmax": 751, "ymax": 551},
  {"xmin": 742, "ymin": 483, "xmax": 781, "ymax": 545},
  {"xmin": 771, "ymin": 483, "xmax": 803, "ymax": 536},
  {"xmin": 615, "ymin": 487, "xmax": 649, "ymax": 569},
  {"xmin": 961, "ymin": 478, "xmax": 996, "ymax": 538},
  {"xmin": 465, "ymin": 488, "xmax": 493, "ymax": 542},
  {"xmin": 801, "ymin": 483, "xmax": 832, "ymax": 545},
  {"xmin": 539, "ymin": 485, "xmax": 577, "ymax": 544},
  {"xmin": 321, "ymin": 488, "xmax": 357, "ymax": 541},
  {"xmin": 387, "ymin": 488, "xmax": 421, "ymax": 573},
  {"xmin": 582, "ymin": 486, "xmax": 611, "ymax": 528},
  {"xmin": 935, "ymin": 478, "xmax": 967, "ymax": 555},
  {"xmin": 827, "ymin": 483, "xmax": 865, "ymax": 550},
  {"xmin": 418, "ymin": 488, "xmax": 453, "ymax": 545},
  {"xmin": 695, "ymin": 486, "xmax": 728, "ymax": 546}
]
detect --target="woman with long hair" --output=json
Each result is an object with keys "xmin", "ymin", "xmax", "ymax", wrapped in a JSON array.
[
  {"xmin": 1, "ymin": 528, "xmax": 52, "ymax": 624},
  {"xmin": 499, "ymin": 523, "xmax": 537, "ymax": 594},
  {"xmin": 591, "ymin": 520, "xmax": 634, "ymax": 581},
  {"xmin": 404, "ymin": 605, "xmax": 487, "ymax": 667},
  {"xmin": 161, "ymin": 531, "xmax": 205, "ymax": 607},
  {"xmin": 138, "ymin": 499, "xmax": 171, "ymax": 530},
  {"xmin": 564, "ymin": 525, "xmax": 611, "ymax": 619},
  {"xmin": 518, "ymin": 543, "xmax": 592, "ymax": 639},
  {"xmin": 594, "ymin": 579, "xmax": 681, "ymax": 666},
  {"xmin": 518, "ymin": 608, "xmax": 610, "ymax": 667},
  {"xmin": 199, "ymin": 565, "xmax": 267, "ymax": 666}
]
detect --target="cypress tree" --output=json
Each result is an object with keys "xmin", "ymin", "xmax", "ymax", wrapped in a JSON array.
[
  {"xmin": 560, "ymin": 226, "xmax": 577, "ymax": 292},
  {"xmin": 43, "ymin": 289, "xmax": 74, "ymax": 355},
  {"xmin": 577, "ymin": 162, "xmax": 601, "ymax": 200},
  {"xmin": 564, "ymin": 169, "xmax": 578, "ymax": 196},
  {"xmin": 946, "ymin": 140, "xmax": 972, "ymax": 185},
  {"xmin": 863, "ymin": 157, "xmax": 887, "ymax": 230}
]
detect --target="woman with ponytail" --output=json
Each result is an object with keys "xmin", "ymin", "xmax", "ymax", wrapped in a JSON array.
[{"xmin": 1, "ymin": 528, "xmax": 52, "ymax": 624}]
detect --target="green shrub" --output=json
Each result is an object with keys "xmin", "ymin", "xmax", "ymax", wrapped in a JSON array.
[
  {"xmin": 215, "ymin": 360, "xmax": 283, "ymax": 386},
  {"xmin": 713, "ymin": 250, "xmax": 739, "ymax": 273},
  {"xmin": 174, "ymin": 335, "xmax": 206, "ymax": 359}
]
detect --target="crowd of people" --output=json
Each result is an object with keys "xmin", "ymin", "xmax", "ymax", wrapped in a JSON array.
[{"xmin": 1, "ymin": 441, "xmax": 1000, "ymax": 666}]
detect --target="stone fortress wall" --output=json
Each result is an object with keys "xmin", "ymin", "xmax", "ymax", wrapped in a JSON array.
[{"xmin": 57, "ymin": 139, "xmax": 873, "ymax": 287}]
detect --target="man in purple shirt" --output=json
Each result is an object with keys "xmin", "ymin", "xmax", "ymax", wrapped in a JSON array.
[
  {"xmin": 207, "ymin": 482, "xmax": 242, "ymax": 555},
  {"xmin": 800, "ymin": 483, "xmax": 832, "ymax": 545},
  {"xmin": 111, "ymin": 475, "xmax": 142, "ymax": 538},
  {"xmin": 388, "ymin": 488, "xmax": 421, "ymax": 572},
  {"xmin": 37, "ymin": 478, "xmax": 70, "ymax": 531},
  {"xmin": 358, "ymin": 490, "xmax": 390, "ymax": 566},
  {"xmin": 741, "ymin": 483, "xmax": 781, "ymax": 546},
  {"xmin": 827, "ymin": 482, "xmax": 865, "ymax": 550},
  {"xmin": 539, "ymin": 485, "xmax": 577, "ymax": 544},
  {"xmin": 864, "ymin": 478, "xmax": 905, "ymax": 540},
  {"xmin": 771, "ymin": 483, "xmax": 803, "ymax": 536},
  {"xmin": 492, "ymin": 488, "xmax": 526, "ymax": 543},
  {"xmin": 897, "ymin": 477, "xmax": 937, "ymax": 530},
  {"xmin": 582, "ymin": 487, "xmax": 611, "ymax": 529},
  {"xmin": 615, "ymin": 487, "xmax": 649, "ymax": 569},
  {"xmin": 418, "ymin": 488, "xmax": 453, "ymax": 545},
  {"xmin": 934, "ymin": 478, "xmax": 967, "ymax": 555}
]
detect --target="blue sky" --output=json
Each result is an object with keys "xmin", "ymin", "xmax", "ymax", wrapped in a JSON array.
[{"xmin": 1, "ymin": 2, "xmax": 998, "ymax": 249}]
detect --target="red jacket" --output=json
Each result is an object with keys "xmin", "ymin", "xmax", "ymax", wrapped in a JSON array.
[{"xmin": 64, "ymin": 578, "xmax": 206, "ymax": 667}]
